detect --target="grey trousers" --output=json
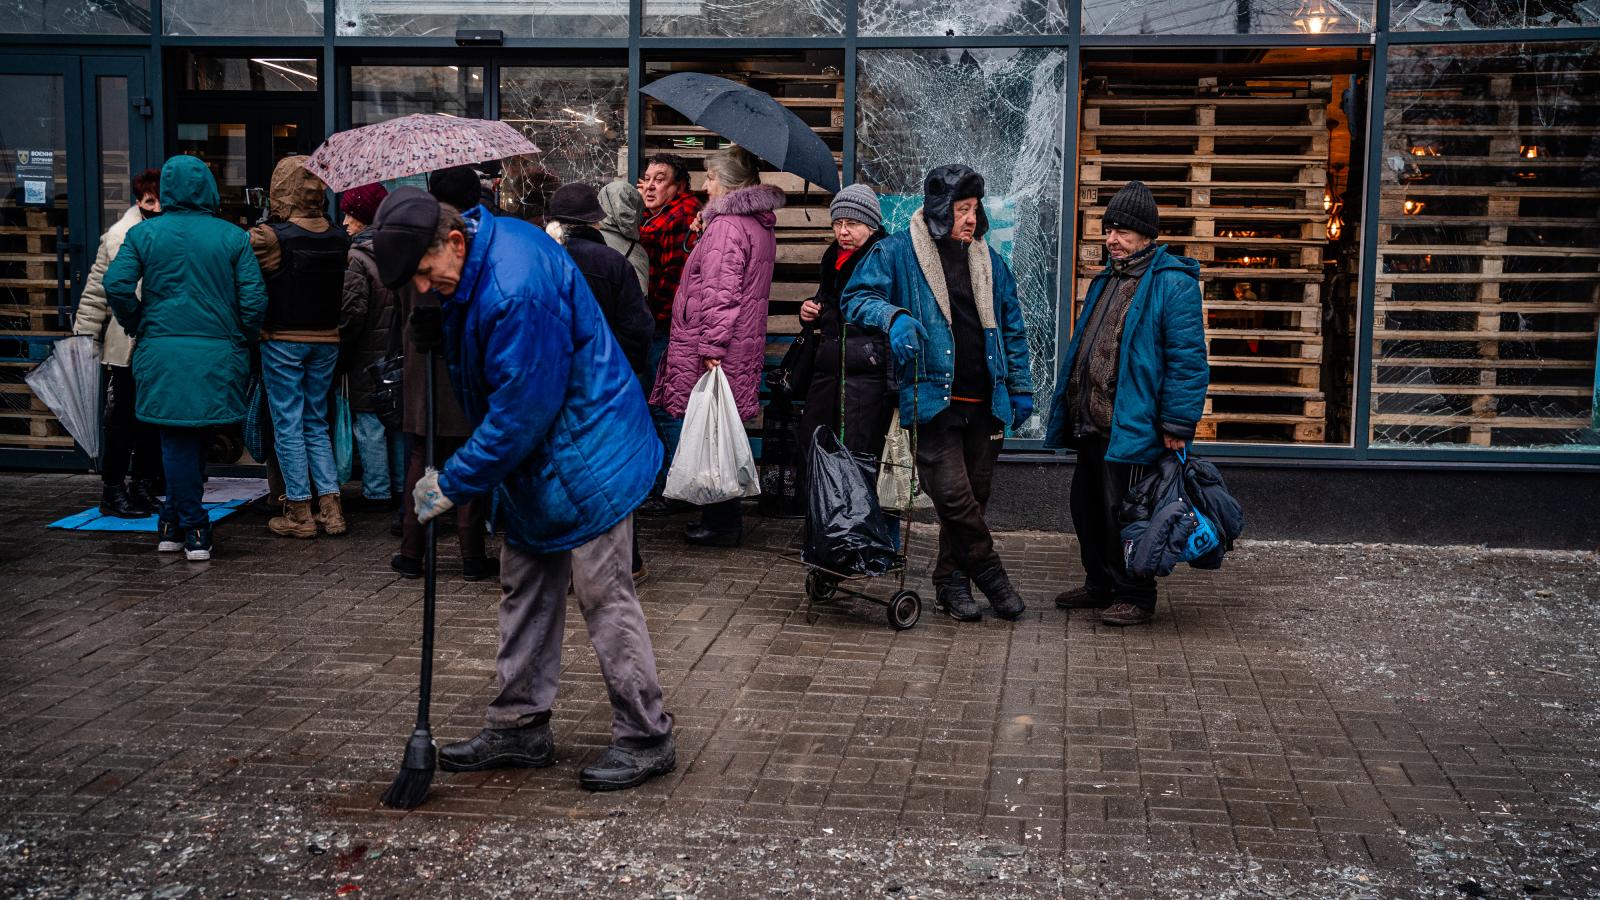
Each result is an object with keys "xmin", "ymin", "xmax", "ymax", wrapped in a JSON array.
[{"xmin": 487, "ymin": 515, "xmax": 673, "ymax": 742}]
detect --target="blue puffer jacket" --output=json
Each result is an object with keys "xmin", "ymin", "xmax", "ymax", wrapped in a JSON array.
[
  {"xmin": 842, "ymin": 209, "xmax": 1032, "ymax": 427},
  {"xmin": 436, "ymin": 208, "xmax": 661, "ymax": 553},
  {"xmin": 1044, "ymin": 244, "xmax": 1208, "ymax": 465}
]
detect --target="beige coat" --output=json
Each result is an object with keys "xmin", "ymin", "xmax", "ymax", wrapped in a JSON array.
[{"xmin": 72, "ymin": 205, "xmax": 144, "ymax": 367}]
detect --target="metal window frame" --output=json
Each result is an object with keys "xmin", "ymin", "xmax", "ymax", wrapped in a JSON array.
[{"xmin": 2, "ymin": 0, "xmax": 1596, "ymax": 469}]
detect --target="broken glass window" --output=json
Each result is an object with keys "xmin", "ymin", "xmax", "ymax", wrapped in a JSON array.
[
  {"xmin": 1392, "ymin": 0, "xmax": 1599, "ymax": 29},
  {"xmin": 857, "ymin": 48, "xmax": 1067, "ymax": 439},
  {"xmin": 1372, "ymin": 41, "xmax": 1600, "ymax": 450},
  {"xmin": 857, "ymin": 0, "xmax": 1065, "ymax": 35},
  {"xmin": 350, "ymin": 66, "xmax": 485, "ymax": 127},
  {"xmin": 643, "ymin": 0, "xmax": 844, "ymax": 36},
  {"xmin": 164, "ymin": 0, "xmax": 322, "ymax": 35},
  {"xmin": 336, "ymin": 0, "xmax": 626, "ymax": 37},
  {"xmin": 498, "ymin": 67, "xmax": 628, "ymax": 219},
  {"xmin": 1084, "ymin": 0, "xmax": 1371, "ymax": 34},
  {"xmin": 3, "ymin": 0, "xmax": 149, "ymax": 33}
]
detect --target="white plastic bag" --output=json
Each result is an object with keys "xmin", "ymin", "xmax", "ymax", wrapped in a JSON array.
[
  {"xmin": 663, "ymin": 367, "xmax": 761, "ymax": 505},
  {"xmin": 876, "ymin": 409, "xmax": 932, "ymax": 510}
]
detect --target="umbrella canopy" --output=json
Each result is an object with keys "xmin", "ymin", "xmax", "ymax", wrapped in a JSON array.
[
  {"xmin": 25, "ymin": 335, "xmax": 101, "ymax": 460},
  {"xmin": 641, "ymin": 73, "xmax": 841, "ymax": 194},
  {"xmin": 304, "ymin": 114, "xmax": 540, "ymax": 193}
]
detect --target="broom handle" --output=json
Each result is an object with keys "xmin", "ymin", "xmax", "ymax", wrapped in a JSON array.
[{"xmin": 417, "ymin": 348, "xmax": 437, "ymax": 729}]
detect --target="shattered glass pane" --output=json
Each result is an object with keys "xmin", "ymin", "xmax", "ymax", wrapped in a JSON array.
[
  {"xmin": 2, "ymin": 0, "xmax": 149, "ymax": 34},
  {"xmin": 182, "ymin": 55, "xmax": 320, "ymax": 92},
  {"xmin": 858, "ymin": 0, "xmax": 1066, "ymax": 35},
  {"xmin": 1372, "ymin": 42, "xmax": 1600, "ymax": 450},
  {"xmin": 337, "ymin": 0, "xmax": 626, "ymax": 37},
  {"xmin": 164, "ymin": 0, "xmax": 322, "ymax": 35},
  {"xmin": 1084, "ymin": 0, "xmax": 1372, "ymax": 33},
  {"xmin": 351, "ymin": 66, "xmax": 485, "ymax": 127},
  {"xmin": 498, "ymin": 67, "xmax": 628, "ymax": 220},
  {"xmin": 1392, "ymin": 0, "xmax": 1599, "ymax": 30},
  {"xmin": 857, "ymin": 48, "xmax": 1066, "ymax": 439},
  {"xmin": 643, "ymin": 0, "xmax": 844, "ymax": 36}
]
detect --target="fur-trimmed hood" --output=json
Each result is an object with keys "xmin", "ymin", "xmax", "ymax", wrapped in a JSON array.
[{"xmin": 701, "ymin": 183, "xmax": 786, "ymax": 227}]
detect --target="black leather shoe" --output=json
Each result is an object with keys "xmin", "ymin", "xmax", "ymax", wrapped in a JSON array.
[
  {"xmin": 579, "ymin": 733, "xmax": 676, "ymax": 792},
  {"xmin": 462, "ymin": 556, "xmax": 499, "ymax": 582},
  {"xmin": 438, "ymin": 723, "xmax": 555, "ymax": 773},
  {"xmin": 639, "ymin": 496, "xmax": 691, "ymax": 517},
  {"xmin": 973, "ymin": 564, "xmax": 1027, "ymax": 621},
  {"xmin": 390, "ymin": 553, "xmax": 422, "ymax": 579},
  {"xmin": 128, "ymin": 479, "xmax": 162, "ymax": 515},
  {"xmin": 934, "ymin": 570, "xmax": 983, "ymax": 622},
  {"xmin": 684, "ymin": 524, "xmax": 741, "ymax": 547},
  {"xmin": 1055, "ymin": 586, "xmax": 1113, "ymax": 610},
  {"xmin": 100, "ymin": 483, "xmax": 149, "ymax": 519}
]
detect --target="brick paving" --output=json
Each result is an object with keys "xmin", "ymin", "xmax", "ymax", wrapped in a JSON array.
[{"xmin": 1, "ymin": 472, "xmax": 1598, "ymax": 898}]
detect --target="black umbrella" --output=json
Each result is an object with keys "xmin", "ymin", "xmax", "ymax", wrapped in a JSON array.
[{"xmin": 641, "ymin": 72, "xmax": 841, "ymax": 194}]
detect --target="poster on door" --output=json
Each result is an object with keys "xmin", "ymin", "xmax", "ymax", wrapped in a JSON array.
[{"xmin": 15, "ymin": 149, "xmax": 55, "ymax": 207}]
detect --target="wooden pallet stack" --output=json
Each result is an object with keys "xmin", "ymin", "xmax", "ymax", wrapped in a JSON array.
[
  {"xmin": 1078, "ymin": 74, "xmax": 1334, "ymax": 443},
  {"xmin": 1371, "ymin": 69, "xmax": 1600, "ymax": 447},
  {"xmin": 643, "ymin": 54, "xmax": 841, "ymax": 446},
  {"xmin": 0, "ymin": 201, "xmax": 74, "ymax": 451}
]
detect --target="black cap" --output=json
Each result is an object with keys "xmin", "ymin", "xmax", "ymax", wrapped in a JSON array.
[
  {"xmin": 371, "ymin": 187, "xmax": 441, "ymax": 289},
  {"xmin": 548, "ymin": 182, "xmax": 605, "ymax": 224},
  {"xmin": 428, "ymin": 165, "xmax": 481, "ymax": 212},
  {"xmin": 1104, "ymin": 180, "xmax": 1159, "ymax": 239}
]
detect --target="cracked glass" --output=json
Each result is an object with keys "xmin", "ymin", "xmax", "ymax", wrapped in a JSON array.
[
  {"xmin": 858, "ymin": 0, "xmax": 1066, "ymax": 35},
  {"xmin": 643, "ymin": 0, "xmax": 844, "ymax": 37},
  {"xmin": 1372, "ymin": 41, "xmax": 1600, "ymax": 450},
  {"xmin": 336, "ymin": 0, "xmax": 626, "ymax": 37},
  {"xmin": 498, "ymin": 67, "xmax": 628, "ymax": 220},
  {"xmin": 164, "ymin": 0, "xmax": 322, "ymax": 35},
  {"xmin": 1084, "ymin": 0, "xmax": 1371, "ymax": 34},
  {"xmin": 856, "ymin": 48, "xmax": 1067, "ymax": 439},
  {"xmin": 1392, "ymin": 0, "xmax": 1599, "ymax": 30},
  {"xmin": 4, "ymin": 0, "xmax": 149, "ymax": 34},
  {"xmin": 350, "ymin": 66, "xmax": 485, "ymax": 127}
]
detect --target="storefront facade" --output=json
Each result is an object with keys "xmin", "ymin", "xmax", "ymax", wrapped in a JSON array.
[{"xmin": 2, "ymin": 0, "xmax": 1597, "ymax": 542}]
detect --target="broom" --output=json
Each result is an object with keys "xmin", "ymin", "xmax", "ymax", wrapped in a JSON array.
[{"xmin": 381, "ymin": 347, "xmax": 440, "ymax": 809}]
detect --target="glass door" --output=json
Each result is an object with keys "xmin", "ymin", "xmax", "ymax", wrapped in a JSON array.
[{"xmin": 173, "ymin": 102, "xmax": 319, "ymax": 227}]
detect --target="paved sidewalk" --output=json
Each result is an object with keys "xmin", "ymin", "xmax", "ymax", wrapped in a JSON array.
[{"xmin": 1, "ymin": 473, "xmax": 1598, "ymax": 898}]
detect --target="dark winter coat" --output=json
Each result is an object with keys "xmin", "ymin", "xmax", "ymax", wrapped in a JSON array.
[
  {"xmin": 562, "ymin": 225, "xmax": 654, "ymax": 384},
  {"xmin": 340, "ymin": 230, "xmax": 399, "ymax": 413},
  {"xmin": 799, "ymin": 234, "xmax": 895, "ymax": 460},
  {"xmin": 105, "ymin": 155, "xmax": 268, "ymax": 428},
  {"xmin": 400, "ymin": 282, "xmax": 475, "ymax": 438},
  {"xmin": 1119, "ymin": 452, "xmax": 1243, "ymax": 577}
]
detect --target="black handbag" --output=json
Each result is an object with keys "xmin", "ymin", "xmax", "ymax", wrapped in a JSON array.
[
  {"xmin": 366, "ymin": 312, "xmax": 405, "ymax": 430},
  {"xmin": 774, "ymin": 323, "xmax": 819, "ymax": 400}
]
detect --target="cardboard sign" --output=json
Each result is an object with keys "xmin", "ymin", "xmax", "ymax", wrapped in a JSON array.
[{"xmin": 16, "ymin": 148, "xmax": 55, "ymax": 208}]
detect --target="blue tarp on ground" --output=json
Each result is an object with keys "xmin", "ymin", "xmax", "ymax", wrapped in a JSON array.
[{"xmin": 48, "ymin": 477, "xmax": 269, "ymax": 532}]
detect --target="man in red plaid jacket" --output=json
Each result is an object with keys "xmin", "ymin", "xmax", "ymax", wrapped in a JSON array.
[{"xmin": 636, "ymin": 153, "xmax": 703, "ymax": 515}]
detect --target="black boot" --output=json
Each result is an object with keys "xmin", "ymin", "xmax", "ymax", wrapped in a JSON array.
[
  {"xmin": 684, "ymin": 524, "xmax": 741, "ymax": 547},
  {"xmin": 438, "ymin": 722, "xmax": 555, "ymax": 772},
  {"xmin": 462, "ymin": 556, "xmax": 500, "ymax": 582},
  {"xmin": 973, "ymin": 564, "xmax": 1027, "ymax": 621},
  {"xmin": 579, "ymin": 733, "xmax": 676, "ymax": 792},
  {"xmin": 934, "ymin": 570, "xmax": 983, "ymax": 622},
  {"xmin": 128, "ymin": 478, "xmax": 162, "ymax": 515},
  {"xmin": 99, "ymin": 483, "xmax": 149, "ymax": 519}
]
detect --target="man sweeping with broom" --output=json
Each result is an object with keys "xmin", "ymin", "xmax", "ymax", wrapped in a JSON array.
[{"xmin": 370, "ymin": 187, "xmax": 674, "ymax": 803}]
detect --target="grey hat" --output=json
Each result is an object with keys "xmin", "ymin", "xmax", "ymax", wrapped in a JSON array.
[
  {"xmin": 830, "ymin": 183, "xmax": 882, "ymax": 231},
  {"xmin": 1104, "ymin": 180, "xmax": 1159, "ymax": 238}
]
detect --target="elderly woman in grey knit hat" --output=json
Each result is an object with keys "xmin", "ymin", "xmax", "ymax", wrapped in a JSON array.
[{"xmin": 792, "ymin": 183, "xmax": 894, "ymax": 489}]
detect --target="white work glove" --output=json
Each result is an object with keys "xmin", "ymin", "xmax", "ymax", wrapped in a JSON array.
[{"xmin": 412, "ymin": 466, "xmax": 456, "ymax": 524}]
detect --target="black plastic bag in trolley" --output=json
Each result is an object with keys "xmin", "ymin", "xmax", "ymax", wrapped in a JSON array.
[{"xmin": 803, "ymin": 426, "xmax": 900, "ymax": 577}]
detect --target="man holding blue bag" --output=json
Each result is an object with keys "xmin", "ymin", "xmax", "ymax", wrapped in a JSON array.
[{"xmin": 1045, "ymin": 181, "xmax": 1209, "ymax": 627}]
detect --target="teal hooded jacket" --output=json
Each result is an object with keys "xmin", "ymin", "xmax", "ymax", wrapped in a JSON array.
[
  {"xmin": 1045, "ymin": 245, "xmax": 1209, "ymax": 464},
  {"xmin": 105, "ymin": 155, "xmax": 268, "ymax": 428}
]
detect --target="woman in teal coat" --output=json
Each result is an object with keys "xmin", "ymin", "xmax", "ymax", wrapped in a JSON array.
[{"xmin": 106, "ymin": 154, "xmax": 268, "ymax": 561}]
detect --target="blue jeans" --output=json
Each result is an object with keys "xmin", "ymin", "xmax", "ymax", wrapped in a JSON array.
[
  {"xmin": 353, "ymin": 411, "xmax": 405, "ymax": 500},
  {"xmin": 158, "ymin": 426, "xmax": 209, "ymax": 530},
  {"xmin": 261, "ymin": 340, "xmax": 341, "ymax": 502},
  {"xmin": 645, "ymin": 326, "xmax": 682, "ymax": 493}
]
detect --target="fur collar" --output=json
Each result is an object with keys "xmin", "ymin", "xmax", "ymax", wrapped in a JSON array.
[
  {"xmin": 909, "ymin": 209, "xmax": 995, "ymax": 328},
  {"xmin": 702, "ymin": 183, "xmax": 787, "ymax": 224}
]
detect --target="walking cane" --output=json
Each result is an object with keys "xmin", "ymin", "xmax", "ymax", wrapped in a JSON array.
[{"xmin": 381, "ymin": 347, "xmax": 439, "ymax": 809}]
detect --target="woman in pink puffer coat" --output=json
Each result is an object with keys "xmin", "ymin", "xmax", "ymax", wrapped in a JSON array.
[{"xmin": 649, "ymin": 146, "xmax": 784, "ymax": 547}]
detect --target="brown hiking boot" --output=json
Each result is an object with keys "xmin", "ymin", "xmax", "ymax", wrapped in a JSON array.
[
  {"xmin": 1055, "ymin": 586, "xmax": 1113, "ymax": 609},
  {"xmin": 268, "ymin": 498, "xmax": 318, "ymax": 538},
  {"xmin": 1101, "ymin": 602, "xmax": 1153, "ymax": 627},
  {"xmin": 316, "ymin": 493, "xmax": 347, "ymax": 536}
]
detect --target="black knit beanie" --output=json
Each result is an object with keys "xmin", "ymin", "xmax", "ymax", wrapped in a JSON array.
[{"xmin": 1104, "ymin": 180, "xmax": 1159, "ymax": 238}]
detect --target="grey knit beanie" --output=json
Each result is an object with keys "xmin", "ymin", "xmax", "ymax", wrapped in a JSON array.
[
  {"xmin": 1104, "ymin": 180, "xmax": 1159, "ymax": 238},
  {"xmin": 830, "ymin": 183, "xmax": 882, "ymax": 231}
]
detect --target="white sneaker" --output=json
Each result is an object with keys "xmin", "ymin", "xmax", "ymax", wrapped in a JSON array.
[{"xmin": 157, "ymin": 520, "xmax": 182, "ymax": 553}]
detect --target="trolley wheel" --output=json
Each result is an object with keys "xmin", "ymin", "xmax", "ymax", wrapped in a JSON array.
[
  {"xmin": 807, "ymin": 570, "xmax": 839, "ymax": 602},
  {"xmin": 888, "ymin": 590, "xmax": 921, "ymax": 630}
]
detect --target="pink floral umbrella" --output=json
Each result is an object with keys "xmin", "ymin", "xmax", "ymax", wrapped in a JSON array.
[{"xmin": 303, "ymin": 114, "xmax": 540, "ymax": 193}]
